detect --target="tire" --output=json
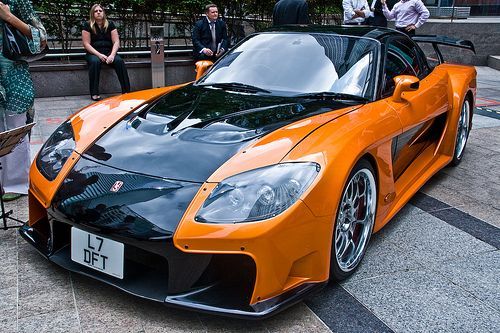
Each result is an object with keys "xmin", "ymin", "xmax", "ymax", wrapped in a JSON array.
[
  {"xmin": 330, "ymin": 159, "xmax": 377, "ymax": 281},
  {"xmin": 450, "ymin": 98, "xmax": 472, "ymax": 166}
]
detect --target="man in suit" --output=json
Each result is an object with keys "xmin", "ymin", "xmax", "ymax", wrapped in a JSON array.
[
  {"xmin": 192, "ymin": 4, "xmax": 228, "ymax": 61},
  {"xmin": 273, "ymin": 0, "xmax": 310, "ymax": 26}
]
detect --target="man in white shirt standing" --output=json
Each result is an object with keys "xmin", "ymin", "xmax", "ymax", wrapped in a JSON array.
[
  {"xmin": 381, "ymin": 0, "xmax": 430, "ymax": 35},
  {"xmin": 343, "ymin": 0, "xmax": 372, "ymax": 25}
]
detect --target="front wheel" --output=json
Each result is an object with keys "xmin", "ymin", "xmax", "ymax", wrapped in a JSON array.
[
  {"xmin": 330, "ymin": 160, "xmax": 377, "ymax": 281},
  {"xmin": 450, "ymin": 98, "xmax": 471, "ymax": 166}
]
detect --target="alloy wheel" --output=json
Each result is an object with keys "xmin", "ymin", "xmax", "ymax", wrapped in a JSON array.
[
  {"xmin": 455, "ymin": 99, "xmax": 471, "ymax": 160},
  {"xmin": 334, "ymin": 168, "xmax": 376, "ymax": 273}
]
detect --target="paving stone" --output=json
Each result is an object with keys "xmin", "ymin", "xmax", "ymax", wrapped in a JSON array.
[
  {"xmin": 343, "ymin": 269, "xmax": 500, "ymax": 333},
  {"xmin": 77, "ymin": 308, "xmax": 145, "ymax": 333},
  {"xmin": 0, "ymin": 286, "xmax": 17, "ymax": 314},
  {"xmin": 306, "ymin": 283, "xmax": 393, "ymax": 333},
  {"xmin": 469, "ymin": 128, "xmax": 500, "ymax": 154},
  {"xmin": 0, "ymin": 248, "xmax": 17, "ymax": 266},
  {"xmin": 17, "ymin": 258, "xmax": 68, "ymax": 287},
  {"xmin": 199, "ymin": 313, "xmax": 267, "ymax": 332},
  {"xmin": 426, "ymin": 169, "xmax": 500, "ymax": 208},
  {"xmin": 427, "ymin": 250, "xmax": 500, "ymax": 310},
  {"xmin": 445, "ymin": 201, "xmax": 500, "ymax": 228},
  {"xmin": 346, "ymin": 233, "xmax": 424, "ymax": 282},
  {"xmin": 263, "ymin": 302, "xmax": 331, "ymax": 333},
  {"xmin": 0, "ymin": 318, "xmax": 16, "ymax": 333},
  {"xmin": 380, "ymin": 205, "xmax": 495, "ymax": 263},
  {"xmin": 18, "ymin": 286, "xmax": 75, "ymax": 319},
  {"xmin": 17, "ymin": 264, "xmax": 70, "ymax": 298},
  {"xmin": 420, "ymin": 182, "xmax": 500, "ymax": 228},
  {"xmin": 136, "ymin": 299, "xmax": 206, "ymax": 333},
  {"xmin": 0, "ymin": 234, "xmax": 17, "ymax": 251},
  {"xmin": 0, "ymin": 306, "xmax": 16, "ymax": 324},
  {"xmin": 473, "ymin": 114, "xmax": 500, "ymax": 129},
  {"xmin": 0, "ymin": 227, "xmax": 17, "ymax": 240},
  {"xmin": 17, "ymin": 243, "xmax": 46, "ymax": 264},
  {"xmin": 0, "ymin": 263, "xmax": 17, "ymax": 288},
  {"xmin": 72, "ymin": 275, "xmax": 145, "ymax": 333},
  {"xmin": 18, "ymin": 309, "xmax": 80, "ymax": 333}
]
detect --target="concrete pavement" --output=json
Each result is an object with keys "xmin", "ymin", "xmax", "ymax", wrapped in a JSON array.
[{"xmin": 0, "ymin": 67, "xmax": 499, "ymax": 333}]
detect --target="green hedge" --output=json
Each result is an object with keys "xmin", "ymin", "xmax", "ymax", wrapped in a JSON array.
[{"xmin": 35, "ymin": 1, "xmax": 342, "ymax": 52}]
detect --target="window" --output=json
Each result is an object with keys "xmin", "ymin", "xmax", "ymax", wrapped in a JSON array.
[
  {"xmin": 382, "ymin": 51, "xmax": 415, "ymax": 97},
  {"xmin": 381, "ymin": 36, "xmax": 431, "ymax": 98},
  {"xmin": 199, "ymin": 33, "xmax": 379, "ymax": 100},
  {"xmin": 388, "ymin": 38, "xmax": 430, "ymax": 79}
]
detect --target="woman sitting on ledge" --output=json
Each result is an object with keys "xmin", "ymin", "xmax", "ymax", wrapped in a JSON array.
[{"xmin": 82, "ymin": 4, "xmax": 130, "ymax": 101}]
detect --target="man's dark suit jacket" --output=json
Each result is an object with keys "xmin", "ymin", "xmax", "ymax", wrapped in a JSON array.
[
  {"xmin": 192, "ymin": 17, "xmax": 229, "ymax": 61},
  {"xmin": 273, "ymin": 0, "xmax": 310, "ymax": 26}
]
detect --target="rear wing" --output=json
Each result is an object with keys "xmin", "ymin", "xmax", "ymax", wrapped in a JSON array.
[{"xmin": 412, "ymin": 35, "xmax": 475, "ymax": 64}]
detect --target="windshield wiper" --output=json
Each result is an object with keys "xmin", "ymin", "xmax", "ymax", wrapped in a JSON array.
[
  {"xmin": 294, "ymin": 92, "xmax": 369, "ymax": 102},
  {"xmin": 198, "ymin": 82, "xmax": 271, "ymax": 94}
]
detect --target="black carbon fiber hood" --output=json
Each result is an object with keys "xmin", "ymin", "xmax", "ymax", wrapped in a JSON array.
[{"xmin": 82, "ymin": 84, "xmax": 354, "ymax": 183}]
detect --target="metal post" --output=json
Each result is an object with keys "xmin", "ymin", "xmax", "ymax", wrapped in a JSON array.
[
  {"xmin": 150, "ymin": 25, "xmax": 165, "ymax": 88},
  {"xmin": 451, "ymin": 0, "xmax": 455, "ymax": 22}
]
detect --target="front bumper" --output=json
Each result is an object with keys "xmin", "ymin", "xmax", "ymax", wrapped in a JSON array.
[
  {"xmin": 21, "ymin": 192, "xmax": 326, "ymax": 319},
  {"xmin": 25, "ymin": 153, "xmax": 331, "ymax": 318}
]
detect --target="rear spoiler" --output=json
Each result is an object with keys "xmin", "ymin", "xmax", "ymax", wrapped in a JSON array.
[{"xmin": 412, "ymin": 35, "xmax": 475, "ymax": 64}]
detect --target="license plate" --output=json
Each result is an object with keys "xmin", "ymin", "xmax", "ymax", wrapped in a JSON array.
[{"xmin": 71, "ymin": 228, "xmax": 124, "ymax": 279}]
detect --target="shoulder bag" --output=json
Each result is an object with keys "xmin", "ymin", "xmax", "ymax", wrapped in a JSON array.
[{"xmin": 1, "ymin": 0, "xmax": 48, "ymax": 62}]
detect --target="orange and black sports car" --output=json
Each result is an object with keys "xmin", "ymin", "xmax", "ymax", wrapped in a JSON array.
[{"xmin": 21, "ymin": 26, "xmax": 476, "ymax": 318}]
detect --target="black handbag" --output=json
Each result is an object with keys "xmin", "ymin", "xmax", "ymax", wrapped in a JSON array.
[
  {"xmin": 1, "ymin": 0, "xmax": 48, "ymax": 62},
  {"xmin": 2, "ymin": 21, "xmax": 48, "ymax": 62},
  {"xmin": 2, "ymin": 21, "xmax": 29, "ymax": 60}
]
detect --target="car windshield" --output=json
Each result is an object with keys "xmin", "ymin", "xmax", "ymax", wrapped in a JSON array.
[{"xmin": 198, "ymin": 32, "xmax": 379, "ymax": 100}]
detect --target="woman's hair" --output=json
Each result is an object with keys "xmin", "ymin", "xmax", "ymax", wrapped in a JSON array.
[{"xmin": 89, "ymin": 4, "xmax": 109, "ymax": 34}]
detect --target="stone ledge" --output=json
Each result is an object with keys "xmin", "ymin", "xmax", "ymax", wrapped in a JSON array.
[{"xmin": 31, "ymin": 58, "xmax": 196, "ymax": 98}]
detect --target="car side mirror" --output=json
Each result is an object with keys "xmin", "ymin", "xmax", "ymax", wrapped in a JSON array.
[
  {"xmin": 392, "ymin": 75, "xmax": 420, "ymax": 103},
  {"xmin": 195, "ymin": 60, "xmax": 214, "ymax": 80}
]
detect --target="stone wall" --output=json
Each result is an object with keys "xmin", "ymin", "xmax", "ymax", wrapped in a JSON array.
[{"xmin": 31, "ymin": 59, "xmax": 196, "ymax": 98}]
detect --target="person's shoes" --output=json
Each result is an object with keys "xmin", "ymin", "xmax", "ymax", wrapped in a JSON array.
[
  {"xmin": 91, "ymin": 95, "xmax": 101, "ymax": 101},
  {"xmin": 2, "ymin": 193, "xmax": 22, "ymax": 202}
]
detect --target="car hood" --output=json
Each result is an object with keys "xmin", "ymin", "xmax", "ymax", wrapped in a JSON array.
[{"xmin": 81, "ymin": 85, "xmax": 361, "ymax": 183}]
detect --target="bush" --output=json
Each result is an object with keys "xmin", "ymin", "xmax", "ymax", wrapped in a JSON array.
[{"xmin": 35, "ymin": 0, "xmax": 343, "ymax": 52}]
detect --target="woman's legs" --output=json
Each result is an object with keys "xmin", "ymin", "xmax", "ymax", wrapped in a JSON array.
[
  {"xmin": 111, "ymin": 55, "xmax": 131, "ymax": 93},
  {"xmin": 0, "ymin": 112, "xmax": 30, "ymax": 195},
  {"xmin": 85, "ymin": 54, "xmax": 102, "ymax": 97}
]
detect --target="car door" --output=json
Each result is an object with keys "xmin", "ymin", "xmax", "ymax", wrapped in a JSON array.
[{"xmin": 382, "ymin": 37, "xmax": 450, "ymax": 180}]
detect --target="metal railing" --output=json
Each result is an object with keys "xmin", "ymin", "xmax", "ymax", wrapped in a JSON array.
[
  {"xmin": 42, "ymin": 48, "xmax": 192, "ymax": 60},
  {"xmin": 428, "ymin": 6, "xmax": 471, "ymax": 19}
]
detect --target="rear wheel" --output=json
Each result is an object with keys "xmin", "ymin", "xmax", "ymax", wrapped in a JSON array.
[
  {"xmin": 330, "ymin": 160, "xmax": 377, "ymax": 281},
  {"xmin": 450, "ymin": 98, "xmax": 471, "ymax": 166}
]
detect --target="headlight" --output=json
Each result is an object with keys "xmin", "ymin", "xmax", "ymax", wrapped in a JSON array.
[
  {"xmin": 36, "ymin": 120, "xmax": 76, "ymax": 180},
  {"xmin": 196, "ymin": 162, "xmax": 320, "ymax": 223}
]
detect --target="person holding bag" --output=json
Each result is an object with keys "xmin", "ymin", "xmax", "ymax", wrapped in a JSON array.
[{"xmin": 0, "ymin": 0, "xmax": 46, "ymax": 201}]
